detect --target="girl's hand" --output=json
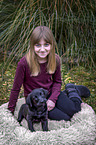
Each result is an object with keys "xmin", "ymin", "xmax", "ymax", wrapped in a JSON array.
[{"xmin": 47, "ymin": 100, "xmax": 55, "ymax": 111}]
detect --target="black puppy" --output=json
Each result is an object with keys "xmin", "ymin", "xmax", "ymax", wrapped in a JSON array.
[{"xmin": 17, "ymin": 88, "xmax": 48, "ymax": 132}]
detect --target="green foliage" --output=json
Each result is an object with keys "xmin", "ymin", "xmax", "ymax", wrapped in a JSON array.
[
  {"xmin": 61, "ymin": 65, "xmax": 96, "ymax": 113},
  {"xmin": 0, "ymin": 0, "xmax": 96, "ymax": 75},
  {"xmin": 0, "ymin": 64, "xmax": 24, "ymax": 105}
]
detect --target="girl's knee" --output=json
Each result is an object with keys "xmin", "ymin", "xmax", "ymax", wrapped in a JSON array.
[{"xmin": 48, "ymin": 108, "xmax": 71, "ymax": 121}]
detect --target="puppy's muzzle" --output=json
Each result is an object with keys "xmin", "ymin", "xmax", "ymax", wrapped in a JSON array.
[
  {"xmin": 40, "ymin": 98, "xmax": 47, "ymax": 103},
  {"xmin": 35, "ymin": 97, "xmax": 47, "ymax": 107}
]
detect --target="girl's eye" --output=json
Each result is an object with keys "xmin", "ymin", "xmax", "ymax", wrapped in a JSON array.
[
  {"xmin": 35, "ymin": 44, "xmax": 41, "ymax": 47},
  {"xmin": 35, "ymin": 43, "xmax": 50, "ymax": 48},
  {"xmin": 44, "ymin": 43, "xmax": 49, "ymax": 47}
]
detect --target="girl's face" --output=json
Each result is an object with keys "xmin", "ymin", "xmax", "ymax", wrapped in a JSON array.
[{"xmin": 34, "ymin": 38, "xmax": 51, "ymax": 63}]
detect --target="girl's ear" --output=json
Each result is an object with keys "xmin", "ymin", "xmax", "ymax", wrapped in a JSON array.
[{"xmin": 26, "ymin": 94, "xmax": 32, "ymax": 107}]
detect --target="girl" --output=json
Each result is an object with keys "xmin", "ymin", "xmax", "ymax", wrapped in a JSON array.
[{"xmin": 8, "ymin": 26, "xmax": 90, "ymax": 120}]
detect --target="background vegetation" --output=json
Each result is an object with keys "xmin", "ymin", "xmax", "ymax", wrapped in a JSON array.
[{"xmin": 0, "ymin": 0, "xmax": 96, "ymax": 112}]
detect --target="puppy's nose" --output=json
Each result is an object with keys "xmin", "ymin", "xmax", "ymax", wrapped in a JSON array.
[
  {"xmin": 43, "ymin": 98, "xmax": 47, "ymax": 103},
  {"xmin": 40, "ymin": 98, "xmax": 47, "ymax": 103}
]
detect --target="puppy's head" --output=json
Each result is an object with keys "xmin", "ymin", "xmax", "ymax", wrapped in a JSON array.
[{"xmin": 26, "ymin": 88, "xmax": 48, "ymax": 108}]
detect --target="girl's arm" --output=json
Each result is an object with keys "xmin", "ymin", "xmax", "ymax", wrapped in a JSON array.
[
  {"xmin": 8, "ymin": 59, "xmax": 25, "ymax": 114},
  {"xmin": 48, "ymin": 55, "xmax": 62, "ymax": 103}
]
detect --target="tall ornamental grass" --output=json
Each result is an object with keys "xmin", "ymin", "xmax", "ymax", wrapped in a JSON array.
[{"xmin": 0, "ymin": 0, "xmax": 96, "ymax": 76}]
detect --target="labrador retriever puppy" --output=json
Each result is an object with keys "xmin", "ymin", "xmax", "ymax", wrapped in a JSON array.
[{"xmin": 17, "ymin": 88, "xmax": 48, "ymax": 132}]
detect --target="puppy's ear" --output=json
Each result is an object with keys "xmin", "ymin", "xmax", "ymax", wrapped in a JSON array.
[
  {"xmin": 26, "ymin": 94, "xmax": 32, "ymax": 107},
  {"xmin": 42, "ymin": 88, "xmax": 48, "ymax": 97}
]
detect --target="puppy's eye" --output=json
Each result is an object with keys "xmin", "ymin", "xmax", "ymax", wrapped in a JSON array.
[
  {"xmin": 33, "ymin": 96, "xmax": 38, "ymax": 100},
  {"xmin": 34, "ymin": 96, "xmax": 38, "ymax": 102},
  {"xmin": 34, "ymin": 96, "xmax": 37, "ymax": 99},
  {"xmin": 40, "ymin": 92, "xmax": 44, "ymax": 96}
]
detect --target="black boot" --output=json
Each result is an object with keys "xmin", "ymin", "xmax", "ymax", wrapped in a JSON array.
[
  {"xmin": 65, "ymin": 83, "xmax": 90, "ymax": 98},
  {"xmin": 64, "ymin": 86, "xmax": 82, "ymax": 102}
]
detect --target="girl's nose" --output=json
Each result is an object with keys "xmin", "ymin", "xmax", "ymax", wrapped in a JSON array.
[{"xmin": 40, "ymin": 45, "xmax": 45, "ymax": 51}]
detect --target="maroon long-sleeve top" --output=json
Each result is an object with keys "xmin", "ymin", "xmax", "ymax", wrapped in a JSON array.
[{"xmin": 8, "ymin": 54, "xmax": 62, "ymax": 114}]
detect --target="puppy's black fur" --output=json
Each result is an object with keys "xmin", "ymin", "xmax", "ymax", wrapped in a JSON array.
[{"xmin": 17, "ymin": 88, "xmax": 48, "ymax": 132}]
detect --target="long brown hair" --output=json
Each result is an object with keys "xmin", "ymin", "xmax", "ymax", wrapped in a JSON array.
[{"xmin": 26, "ymin": 26, "xmax": 57, "ymax": 76}]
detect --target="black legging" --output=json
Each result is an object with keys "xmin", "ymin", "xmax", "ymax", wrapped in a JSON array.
[{"xmin": 48, "ymin": 90, "xmax": 82, "ymax": 121}]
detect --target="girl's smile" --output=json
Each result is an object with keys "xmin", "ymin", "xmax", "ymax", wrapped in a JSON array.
[{"xmin": 34, "ymin": 38, "xmax": 51, "ymax": 63}]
